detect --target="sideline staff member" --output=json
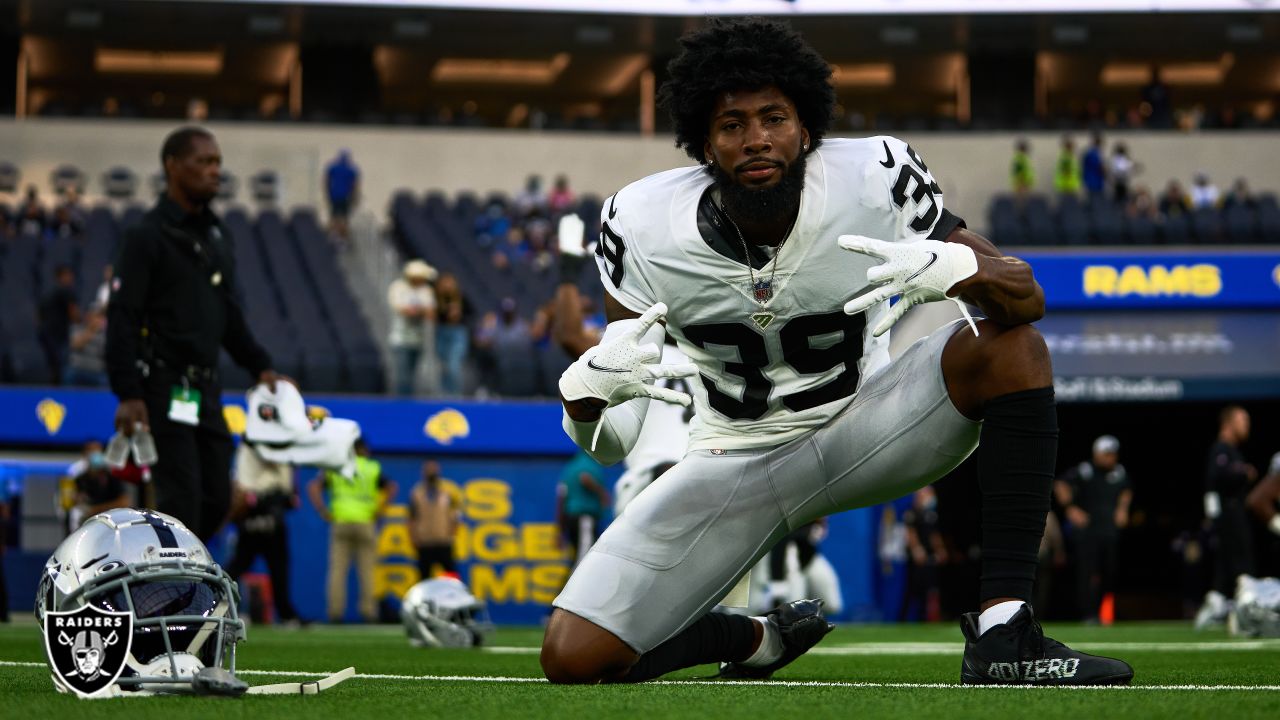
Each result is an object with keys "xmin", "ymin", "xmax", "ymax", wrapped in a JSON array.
[{"xmin": 106, "ymin": 126, "xmax": 282, "ymax": 540}]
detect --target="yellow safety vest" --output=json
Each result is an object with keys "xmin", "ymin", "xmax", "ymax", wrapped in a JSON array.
[{"xmin": 329, "ymin": 456, "xmax": 382, "ymax": 524}]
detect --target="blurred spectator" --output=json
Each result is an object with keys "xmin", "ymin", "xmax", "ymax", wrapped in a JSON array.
[
  {"xmin": 387, "ymin": 260, "xmax": 437, "ymax": 397},
  {"xmin": 433, "ymin": 273, "xmax": 471, "ymax": 396},
  {"xmin": 1055, "ymin": 435, "xmax": 1131, "ymax": 624},
  {"xmin": 73, "ymin": 442, "xmax": 131, "ymax": 524},
  {"xmin": 557, "ymin": 449, "xmax": 610, "ymax": 566},
  {"xmin": 64, "ymin": 304, "xmax": 109, "ymax": 387},
  {"xmin": 409, "ymin": 460, "xmax": 461, "ymax": 579},
  {"xmin": 51, "ymin": 190, "xmax": 86, "ymax": 239},
  {"xmin": 475, "ymin": 201, "xmax": 512, "ymax": 248},
  {"xmin": 1190, "ymin": 172, "xmax": 1220, "ymax": 210},
  {"xmin": 17, "ymin": 185, "xmax": 47, "ymax": 237},
  {"xmin": 1196, "ymin": 406, "xmax": 1256, "ymax": 629},
  {"xmin": 227, "ymin": 444, "xmax": 301, "ymax": 625},
  {"xmin": 1141, "ymin": 66, "xmax": 1173, "ymax": 128},
  {"xmin": 1053, "ymin": 137, "xmax": 1081, "ymax": 196},
  {"xmin": 1010, "ymin": 139, "xmax": 1034, "ymax": 195},
  {"xmin": 899, "ymin": 486, "xmax": 946, "ymax": 622},
  {"xmin": 325, "ymin": 150, "xmax": 360, "ymax": 242},
  {"xmin": 1222, "ymin": 178, "xmax": 1255, "ymax": 211},
  {"xmin": 547, "ymin": 175, "xmax": 575, "ymax": 215},
  {"xmin": 1081, "ymin": 133, "xmax": 1106, "ymax": 202},
  {"xmin": 473, "ymin": 297, "xmax": 536, "ymax": 396},
  {"xmin": 1127, "ymin": 186, "xmax": 1159, "ymax": 221},
  {"xmin": 1109, "ymin": 143, "xmax": 1138, "ymax": 205},
  {"xmin": 514, "ymin": 175, "xmax": 547, "ymax": 218},
  {"xmin": 37, "ymin": 264, "xmax": 81, "ymax": 385},
  {"xmin": 1158, "ymin": 180, "xmax": 1191, "ymax": 218},
  {"xmin": 308, "ymin": 438, "xmax": 397, "ymax": 624},
  {"xmin": 94, "ymin": 264, "xmax": 114, "ymax": 310}
]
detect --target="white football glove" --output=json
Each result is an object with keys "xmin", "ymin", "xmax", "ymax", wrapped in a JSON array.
[
  {"xmin": 558, "ymin": 213, "xmax": 589, "ymax": 256},
  {"xmin": 838, "ymin": 235, "xmax": 980, "ymax": 338},
  {"xmin": 559, "ymin": 302, "xmax": 698, "ymax": 410}
]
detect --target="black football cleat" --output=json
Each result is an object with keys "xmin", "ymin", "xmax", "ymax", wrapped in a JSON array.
[
  {"xmin": 714, "ymin": 598, "xmax": 835, "ymax": 680},
  {"xmin": 960, "ymin": 605, "xmax": 1134, "ymax": 685}
]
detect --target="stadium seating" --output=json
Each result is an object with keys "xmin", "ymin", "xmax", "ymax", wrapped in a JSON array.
[
  {"xmin": 987, "ymin": 192, "xmax": 1280, "ymax": 246},
  {"xmin": 0, "ymin": 203, "xmax": 383, "ymax": 394}
]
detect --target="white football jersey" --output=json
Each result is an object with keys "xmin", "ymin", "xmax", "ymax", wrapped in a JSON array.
[{"xmin": 595, "ymin": 137, "xmax": 950, "ymax": 451}]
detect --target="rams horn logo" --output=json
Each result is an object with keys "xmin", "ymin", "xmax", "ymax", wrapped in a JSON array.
[
  {"xmin": 222, "ymin": 405, "xmax": 247, "ymax": 437},
  {"xmin": 36, "ymin": 398, "xmax": 67, "ymax": 435},
  {"xmin": 425, "ymin": 409, "xmax": 470, "ymax": 445}
]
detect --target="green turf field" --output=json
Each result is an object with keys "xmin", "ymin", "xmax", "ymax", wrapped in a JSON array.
[{"xmin": 2, "ymin": 620, "xmax": 1277, "ymax": 719}]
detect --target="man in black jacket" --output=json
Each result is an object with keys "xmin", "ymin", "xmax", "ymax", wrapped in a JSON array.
[{"xmin": 105, "ymin": 126, "xmax": 282, "ymax": 541}]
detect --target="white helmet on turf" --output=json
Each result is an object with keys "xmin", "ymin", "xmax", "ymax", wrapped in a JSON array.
[
  {"xmin": 401, "ymin": 577, "xmax": 493, "ymax": 648},
  {"xmin": 35, "ymin": 509, "xmax": 245, "ymax": 696}
]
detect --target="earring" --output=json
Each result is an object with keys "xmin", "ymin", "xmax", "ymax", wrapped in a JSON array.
[{"xmin": 803, "ymin": 143, "xmax": 809, "ymax": 150}]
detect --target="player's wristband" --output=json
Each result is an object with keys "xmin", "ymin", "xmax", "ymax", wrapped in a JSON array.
[{"xmin": 1270, "ymin": 514, "xmax": 1280, "ymax": 536}]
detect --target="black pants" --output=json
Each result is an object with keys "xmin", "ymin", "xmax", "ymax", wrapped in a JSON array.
[
  {"xmin": 768, "ymin": 523, "xmax": 818, "ymax": 580},
  {"xmin": 1212, "ymin": 506, "xmax": 1256, "ymax": 596},
  {"xmin": 1074, "ymin": 530, "xmax": 1118, "ymax": 620},
  {"xmin": 226, "ymin": 517, "xmax": 298, "ymax": 621},
  {"xmin": 416, "ymin": 543, "xmax": 457, "ymax": 579},
  {"xmin": 144, "ymin": 376, "xmax": 232, "ymax": 541}
]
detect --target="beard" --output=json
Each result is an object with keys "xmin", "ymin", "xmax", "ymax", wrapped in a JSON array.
[{"xmin": 709, "ymin": 151, "xmax": 808, "ymax": 227}]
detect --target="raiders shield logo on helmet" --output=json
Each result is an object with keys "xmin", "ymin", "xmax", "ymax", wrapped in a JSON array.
[{"xmin": 43, "ymin": 604, "xmax": 133, "ymax": 698}]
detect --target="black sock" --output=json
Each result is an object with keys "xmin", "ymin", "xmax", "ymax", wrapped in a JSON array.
[
  {"xmin": 619, "ymin": 612, "xmax": 756, "ymax": 683},
  {"xmin": 978, "ymin": 387, "xmax": 1057, "ymax": 604}
]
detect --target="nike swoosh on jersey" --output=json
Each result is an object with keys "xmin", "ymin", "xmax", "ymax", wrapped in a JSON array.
[
  {"xmin": 608, "ymin": 196, "xmax": 619, "ymax": 219},
  {"xmin": 587, "ymin": 358, "xmax": 629, "ymax": 373},
  {"xmin": 905, "ymin": 251, "xmax": 938, "ymax": 282},
  {"xmin": 879, "ymin": 140, "xmax": 895, "ymax": 168}
]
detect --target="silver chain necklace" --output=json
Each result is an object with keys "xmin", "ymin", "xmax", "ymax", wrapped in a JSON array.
[{"xmin": 723, "ymin": 209, "xmax": 788, "ymax": 329}]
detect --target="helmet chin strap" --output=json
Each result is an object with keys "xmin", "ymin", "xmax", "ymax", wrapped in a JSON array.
[{"xmin": 91, "ymin": 666, "xmax": 357, "ymax": 698}]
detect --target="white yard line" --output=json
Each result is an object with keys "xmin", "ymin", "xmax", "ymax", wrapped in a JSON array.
[{"xmin": 3, "ymin": 659, "xmax": 1279, "ymax": 691}]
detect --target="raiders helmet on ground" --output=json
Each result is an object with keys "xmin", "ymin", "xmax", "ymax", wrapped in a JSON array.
[
  {"xmin": 36, "ymin": 509, "xmax": 245, "ymax": 695},
  {"xmin": 401, "ymin": 577, "xmax": 494, "ymax": 648},
  {"xmin": 1230, "ymin": 575, "xmax": 1280, "ymax": 639}
]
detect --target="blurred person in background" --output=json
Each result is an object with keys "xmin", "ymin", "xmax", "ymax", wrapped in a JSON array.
[
  {"xmin": 1197, "ymin": 406, "xmax": 1258, "ymax": 628},
  {"xmin": 387, "ymin": 259, "xmax": 437, "ymax": 397},
  {"xmin": 514, "ymin": 174, "xmax": 547, "ymax": 218},
  {"xmin": 1222, "ymin": 179, "xmax": 1256, "ymax": 211},
  {"xmin": 51, "ymin": 190, "xmax": 86, "ymax": 239},
  {"xmin": 17, "ymin": 185, "xmax": 46, "ymax": 236},
  {"xmin": 1035, "ymin": 511, "xmax": 1066, "ymax": 619},
  {"xmin": 409, "ymin": 460, "xmax": 461, "ymax": 580},
  {"xmin": 37, "ymin": 264, "xmax": 81, "ymax": 385},
  {"xmin": 106, "ymin": 126, "xmax": 283, "ymax": 542},
  {"xmin": 899, "ymin": 486, "xmax": 947, "ymax": 622},
  {"xmin": 1141, "ymin": 66, "xmax": 1173, "ymax": 128},
  {"xmin": 1108, "ymin": 143, "xmax": 1137, "ymax": 205},
  {"xmin": 1126, "ymin": 186, "xmax": 1158, "ymax": 222},
  {"xmin": 72, "ymin": 442, "xmax": 131, "ymax": 525},
  {"xmin": 1010, "ymin": 139, "xmax": 1034, "ymax": 196},
  {"xmin": 325, "ymin": 150, "xmax": 360, "ymax": 243},
  {"xmin": 1054, "ymin": 136, "xmax": 1081, "ymax": 197},
  {"xmin": 1190, "ymin": 172, "xmax": 1220, "ymax": 210},
  {"xmin": 1055, "ymin": 435, "xmax": 1131, "ymax": 624},
  {"xmin": 1246, "ymin": 452, "xmax": 1280, "ymax": 551},
  {"xmin": 548, "ymin": 175, "xmax": 576, "ymax": 216},
  {"xmin": 1080, "ymin": 133, "xmax": 1106, "ymax": 203},
  {"xmin": 227, "ymin": 443, "xmax": 302, "ymax": 626},
  {"xmin": 557, "ymin": 450, "xmax": 610, "ymax": 567},
  {"xmin": 93, "ymin": 264, "xmax": 114, "ymax": 309},
  {"xmin": 309, "ymin": 438, "xmax": 397, "ymax": 624},
  {"xmin": 474, "ymin": 297, "xmax": 537, "ymax": 397},
  {"xmin": 433, "ymin": 273, "xmax": 471, "ymax": 397},
  {"xmin": 64, "ymin": 304, "xmax": 109, "ymax": 387},
  {"xmin": 1158, "ymin": 180, "xmax": 1191, "ymax": 218}
]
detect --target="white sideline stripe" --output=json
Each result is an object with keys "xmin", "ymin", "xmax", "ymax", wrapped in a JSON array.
[
  {"xmin": 481, "ymin": 640, "xmax": 1280, "ymax": 656},
  {"xmin": 4, "ymin": 660, "xmax": 1279, "ymax": 691}
]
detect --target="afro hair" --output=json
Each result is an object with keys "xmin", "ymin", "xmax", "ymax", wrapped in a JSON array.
[{"xmin": 657, "ymin": 18, "xmax": 836, "ymax": 164}]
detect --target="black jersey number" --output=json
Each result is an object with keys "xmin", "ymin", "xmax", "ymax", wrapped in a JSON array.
[
  {"xmin": 682, "ymin": 311, "xmax": 866, "ymax": 421},
  {"xmin": 891, "ymin": 147, "xmax": 943, "ymax": 234}
]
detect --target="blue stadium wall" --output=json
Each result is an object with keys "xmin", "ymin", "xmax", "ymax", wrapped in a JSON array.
[{"xmin": 0, "ymin": 390, "xmax": 881, "ymax": 624}]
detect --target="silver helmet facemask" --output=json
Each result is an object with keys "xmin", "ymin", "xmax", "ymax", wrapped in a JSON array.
[
  {"xmin": 36, "ymin": 509, "xmax": 244, "ymax": 694},
  {"xmin": 401, "ymin": 577, "xmax": 494, "ymax": 648}
]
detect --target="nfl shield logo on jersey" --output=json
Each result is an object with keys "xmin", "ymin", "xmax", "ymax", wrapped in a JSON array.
[
  {"xmin": 43, "ymin": 604, "xmax": 133, "ymax": 698},
  {"xmin": 752, "ymin": 279, "xmax": 773, "ymax": 304}
]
